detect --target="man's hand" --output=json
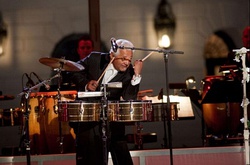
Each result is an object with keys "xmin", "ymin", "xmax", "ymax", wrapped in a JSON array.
[
  {"xmin": 133, "ymin": 59, "xmax": 143, "ymax": 76},
  {"xmin": 87, "ymin": 80, "xmax": 98, "ymax": 91}
]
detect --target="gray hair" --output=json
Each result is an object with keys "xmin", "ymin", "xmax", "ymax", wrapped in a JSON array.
[{"xmin": 109, "ymin": 39, "xmax": 135, "ymax": 56}]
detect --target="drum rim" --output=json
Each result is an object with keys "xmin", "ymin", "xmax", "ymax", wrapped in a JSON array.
[{"xmin": 108, "ymin": 100, "xmax": 152, "ymax": 104}]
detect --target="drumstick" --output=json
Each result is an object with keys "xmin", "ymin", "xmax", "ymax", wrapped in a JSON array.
[
  {"xmin": 97, "ymin": 57, "xmax": 115, "ymax": 84},
  {"xmin": 141, "ymin": 47, "xmax": 159, "ymax": 62}
]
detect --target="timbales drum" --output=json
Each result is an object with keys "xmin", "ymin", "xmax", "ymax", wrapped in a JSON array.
[
  {"xmin": 107, "ymin": 100, "xmax": 152, "ymax": 122},
  {"xmin": 58, "ymin": 101, "xmax": 102, "ymax": 122},
  {"xmin": 151, "ymin": 102, "xmax": 180, "ymax": 121}
]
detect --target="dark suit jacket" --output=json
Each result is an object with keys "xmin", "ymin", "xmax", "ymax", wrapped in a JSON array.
[{"xmin": 71, "ymin": 52, "xmax": 140, "ymax": 100}]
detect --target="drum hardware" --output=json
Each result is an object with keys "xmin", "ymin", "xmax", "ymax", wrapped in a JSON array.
[
  {"xmin": 79, "ymin": 103, "xmax": 84, "ymax": 121},
  {"xmin": 52, "ymin": 64, "xmax": 65, "ymax": 154},
  {"xmin": 134, "ymin": 122, "xmax": 143, "ymax": 149},
  {"xmin": 106, "ymin": 82, "xmax": 122, "ymax": 88},
  {"xmin": 77, "ymin": 91, "xmax": 104, "ymax": 98},
  {"xmin": 53, "ymin": 95, "xmax": 59, "ymax": 114},
  {"xmin": 126, "ymin": 122, "xmax": 157, "ymax": 150}
]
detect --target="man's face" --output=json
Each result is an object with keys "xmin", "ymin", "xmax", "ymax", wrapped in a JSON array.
[
  {"xmin": 77, "ymin": 40, "xmax": 93, "ymax": 59},
  {"xmin": 242, "ymin": 27, "xmax": 250, "ymax": 48},
  {"xmin": 111, "ymin": 49, "xmax": 133, "ymax": 72}
]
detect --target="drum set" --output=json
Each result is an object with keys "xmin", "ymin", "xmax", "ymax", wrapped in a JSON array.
[
  {"xmin": 17, "ymin": 57, "xmax": 82, "ymax": 155},
  {"xmin": 16, "ymin": 57, "xmax": 179, "ymax": 156}
]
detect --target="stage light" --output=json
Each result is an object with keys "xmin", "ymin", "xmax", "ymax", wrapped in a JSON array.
[
  {"xmin": 154, "ymin": 0, "xmax": 176, "ymax": 48},
  {"xmin": 0, "ymin": 12, "xmax": 7, "ymax": 56},
  {"xmin": 185, "ymin": 76, "xmax": 196, "ymax": 89}
]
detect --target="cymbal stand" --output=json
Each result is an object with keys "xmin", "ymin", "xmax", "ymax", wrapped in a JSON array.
[
  {"xmin": 53, "ymin": 67, "xmax": 64, "ymax": 154},
  {"xmin": 101, "ymin": 84, "xmax": 109, "ymax": 165}
]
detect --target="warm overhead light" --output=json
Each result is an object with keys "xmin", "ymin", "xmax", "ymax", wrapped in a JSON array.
[
  {"xmin": 154, "ymin": 0, "xmax": 176, "ymax": 48},
  {"xmin": 185, "ymin": 76, "xmax": 196, "ymax": 89},
  {"xmin": 0, "ymin": 12, "xmax": 7, "ymax": 56}
]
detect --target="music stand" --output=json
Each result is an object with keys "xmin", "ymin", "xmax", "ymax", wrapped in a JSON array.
[
  {"xmin": 201, "ymin": 79, "xmax": 243, "ymax": 145},
  {"xmin": 202, "ymin": 80, "xmax": 242, "ymax": 104}
]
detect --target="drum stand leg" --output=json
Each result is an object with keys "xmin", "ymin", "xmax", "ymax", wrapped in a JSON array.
[
  {"xmin": 134, "ymin": 122, "xmax": 143, "ymax": 150},
  {"xmin": 55, "ymin": 69, "xmax": 64, "ymax": 154},
  {"xmin": 201, "ymin": 106, "xmax": 207, "ymax": 147},
  {"xmin": 58, "ymin": 120, "xmax": 64, "ymax": 154},
  {"xmin": 54, "ymin": 95, "xmax": 64, "ymax": 154}
]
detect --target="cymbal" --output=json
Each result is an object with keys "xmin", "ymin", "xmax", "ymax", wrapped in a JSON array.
[
  {"xmin": 39, "ymin": 57, "xmax": 84, "ymax": 71},
  {"xmin": 0, "ymin": 95, "xmax": 15, "ymax": 101}
]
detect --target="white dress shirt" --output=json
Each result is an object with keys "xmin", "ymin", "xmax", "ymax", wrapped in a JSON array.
[
  {"xmin": 102, "ymin": 64, "xmax": 141, "ymax": 86},
  {"xmin": 102, "ymin": 64, "xmax": 118, "ymax": 85}
]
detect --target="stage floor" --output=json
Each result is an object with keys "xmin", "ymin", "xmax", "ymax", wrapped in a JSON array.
[{"xmin": 0, "ymin": 146, "xmax": 245, "ymax": 165}]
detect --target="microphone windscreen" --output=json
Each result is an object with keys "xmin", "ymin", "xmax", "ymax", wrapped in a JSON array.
[{"xmin": 110, "ymin": 37, "xmax": 118, "ymax": 53}]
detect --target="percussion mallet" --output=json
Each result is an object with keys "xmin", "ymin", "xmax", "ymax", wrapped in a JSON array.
[{"xmin": 141, "ymin": 47, "xmax": 159, "ymax": 62}]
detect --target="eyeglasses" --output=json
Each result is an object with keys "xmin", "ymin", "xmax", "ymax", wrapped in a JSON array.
[{"xmin": 115, "ymin": 57, "xmax": 132, "ymax": 63}]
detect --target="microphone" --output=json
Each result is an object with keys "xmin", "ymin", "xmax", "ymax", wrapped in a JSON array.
[
  {"xmin": 25, "ymin": 73, "xmax": 35, "ymax": 87},
  {"xmin": 110, "ymin": 37, "xmax": 118, "ymax": 53},
  {"xmin": 32, "ymin": 72, "xmax": 50, "ymax": 90}
]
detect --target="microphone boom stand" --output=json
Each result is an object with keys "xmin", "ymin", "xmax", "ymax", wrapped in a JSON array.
[
  {"xmin": 233, "ymin": 47, "xmax": 250, "ymax": 165},
  {"xmin": 119, "ymin": 46, "xmax": 183, "ymax": 165},
  {"xmin": 21, "ymin": 90, "xmax": 31, "ymax": 165},
  {"xmin": 101, "ymin": 84, "xmax": 108, "ymax": 165},
  {"xmin": 163, "ymin": 52, "xmax": 173, "ymax": 165}
]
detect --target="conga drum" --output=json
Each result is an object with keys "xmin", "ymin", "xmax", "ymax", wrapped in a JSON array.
[
  {"xmin": 23, "ymin": 94, "xmax": 47, "ymax": 155},
  {"xmin": 42, "ymin": 91, "xmax": 77, "ymax": 154}
]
